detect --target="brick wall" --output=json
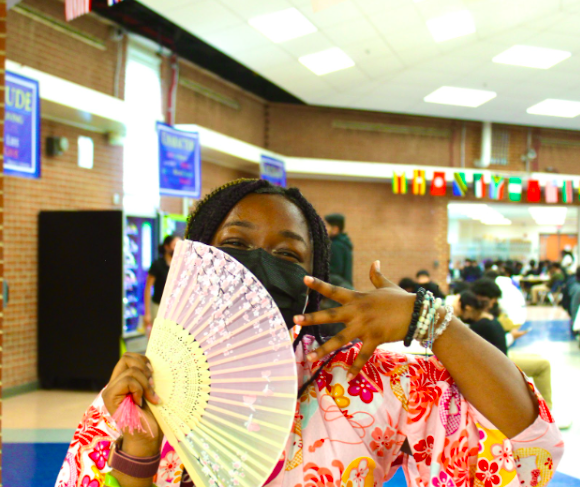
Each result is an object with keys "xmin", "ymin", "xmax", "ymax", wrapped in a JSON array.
[
  {"xmin": 0, "ymin": 0, "xmax": 6, "ymax": 480},
  {"xmin": 7, "ymin": 0, "xmax": 124, "ymax": 98},
  {"xmin": 289, "ymin": 178, "xmax": 449, "ymax": 291},
  {"xmin": 3, "ymin": 122, "xmax": 123, "ymax": 388}
]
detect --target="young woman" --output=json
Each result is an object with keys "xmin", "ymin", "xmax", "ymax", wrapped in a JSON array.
[
  {"xmin": 57, "ymin": 179, "xmax": 561, "ymax": 487},
  {"xmin": 143, "ymin": 235, "xmax": 180, "ymax": 334}
]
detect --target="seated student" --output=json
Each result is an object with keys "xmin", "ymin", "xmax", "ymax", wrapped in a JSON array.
[
  {"xmin": 415, "ymin": 269, "xmax": 445, "ymax": 300},
  {"xmin": 454, "ymin": 290, "xmax": 508, "ymax": 354},
  {"xmin": 471, "ymin": 278, "xmax": 553, "ymax": 410},
  {"xmin": 531, "ymin": 263, "xmax": 565, "ymax": 305},
  {"xmin": 460, "ymin": 258, "xmax": 482, "ymax": 282},
  {"xmin": 398, "ymin": 277, "xmax": 418, "ymax": 294}
]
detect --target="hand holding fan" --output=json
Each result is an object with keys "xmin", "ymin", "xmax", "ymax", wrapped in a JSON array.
[{"xmin": 146, "ymin": 240, "xmax": 298, "ymax": 487}]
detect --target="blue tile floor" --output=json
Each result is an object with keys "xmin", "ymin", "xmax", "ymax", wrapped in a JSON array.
[{"xmin": 3, "ymin": 307, "xmax": 579, "ymax": 487}]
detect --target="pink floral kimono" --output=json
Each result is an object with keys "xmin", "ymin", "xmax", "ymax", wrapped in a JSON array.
[{"xmin": 56, "ymin": 341, "xmax": 563, "ymax": 487}]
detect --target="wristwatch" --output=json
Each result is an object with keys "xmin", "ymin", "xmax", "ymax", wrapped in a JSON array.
[{"xmin": 107, "ymin": 437, "xmax": 161, "ymax": 479}]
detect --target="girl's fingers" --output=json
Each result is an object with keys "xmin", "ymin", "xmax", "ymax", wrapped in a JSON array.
[
  {"xmin": 111, "ymin": 353, "xmax": 153, "ymax": 383},
  {"xmin": 294, "ymin": 306, "xmax": 349, "ymax": 327},
  {"xmin": 303, "ymin": 276, "xmax": 356, "ymax": 304},
  {"xmin": 305, "ymin": 328, "xmax": 358, "ymax": 363},
  {"xmin": 346, "ymin": 342, "xmax": 377, "ymax": 381},
  {"xmin": 369, "ymin": 261, "xmax": 397, "ymax": 290},
  {"xmin": 113, "ymin": 367, "xmax": 159, "ymax": 406}
]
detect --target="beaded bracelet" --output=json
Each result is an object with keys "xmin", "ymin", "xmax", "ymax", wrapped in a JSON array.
[
  {"xmin": 404, "ymin": 287, "xmax": 427, "ymax": 347},
  {"xmin": 414, "ymin": 292, "xmax": 434, "ymax": 341},
  {"xmin": 421, "ymin": 303, "xmax": 453, "ymax": 348},
  {"xmin": 415, "ymin": 296, "xmax": 442, "ymax": 342}
]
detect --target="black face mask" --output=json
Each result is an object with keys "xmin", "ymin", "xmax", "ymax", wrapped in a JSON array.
[{"xmin": 217, "ymin": 247, "xmax": 309, "ymax": 329}]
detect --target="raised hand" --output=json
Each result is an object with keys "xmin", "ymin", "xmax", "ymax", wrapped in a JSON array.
[{"xmin": 294, "ymin": 261, "xmax": 415, "ymax": 380}]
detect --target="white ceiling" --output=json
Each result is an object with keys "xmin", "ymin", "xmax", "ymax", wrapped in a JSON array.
[
  {"xmin": 141, "ymin": 0, "xmax": 580, "ymax": 130},
  {"xmin": 448, "ymin": 203, "xmax": 579, "ymax": 226}
]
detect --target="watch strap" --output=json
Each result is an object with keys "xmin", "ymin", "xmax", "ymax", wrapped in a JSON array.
[{"xmin": 110, "ymin": 439, "xmax": 161, "ymax": 479}]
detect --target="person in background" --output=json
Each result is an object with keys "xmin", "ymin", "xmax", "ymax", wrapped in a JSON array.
[
  {"xmin": 398, "ymin": 277, "xmax": 418, "ymax": 294},
  {"xmin": 531, "ymin": 262, "xmax": 565, "ymax": 305},
  {"xmin": 143, "ymin": 235, "xmax": 181, "ymax": 335},
  {"xmin": 566, "ymin": 267, "xmax": 580, "ymax": 331},
  {"xmin": 471, "ymin": 278, "xmax": 553, "ymax": 410},
  {"xmin": 454, "ymin": 290, "xmax": 508, "ymax": 354},
  {"xmin": 415, "ymin": 269, "xmax": 445, "ymax": 299},
  {"xmin": 496, "ymin": 267, "xmax": 527, "ymax": 328},
  {"xmin": 461, "ymin": 258, "xmax": 482, "ymax": 282},
  {"xmin": 524, "ymin": 259, "xmax": 539, "ymax": 276},
  {"xmin": 324, "ymin": 213, "xmax": 353, "ymax": 286},
  {"xmin": 561, "ymin": 247, "xmax": 577, "ymax": 276}
]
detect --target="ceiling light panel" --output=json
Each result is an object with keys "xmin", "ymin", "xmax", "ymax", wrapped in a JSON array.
[
  {"xmin": 529, "ymin": 206, "xmax": 567, "ymax": 226},
  {"xmin": 527, "ymin": 99, "xmax": 580, "ymax": 118},
  {"xmin": 248, "ymin": 8, "xmax": 317, "ymax": 43},
  {"xmin": 424, "ymin": 86, "xmax": 497, "ymax": 107},
  {"xmin": 299, "ymin": 47, "xmax": 355, "ymax": 75},
  {"xmin": 493, "ymin": 45, "xmax": 571, "ymax": 69},
  {"xmin": 427, "ymin": 10, "xmax": 476, "ymax": 43}
]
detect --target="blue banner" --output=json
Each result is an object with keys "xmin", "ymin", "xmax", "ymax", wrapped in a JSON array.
[
  {"xmin": 4, "ymin": 72, "xmax": 41, "ymax": 179},
  {"xmin": 157, "ymin": 123, "xmax": 201, "ymax": 199},
  {"xmin": 260, "ymin": 155, "xmax": 286, "ymax": 187}
]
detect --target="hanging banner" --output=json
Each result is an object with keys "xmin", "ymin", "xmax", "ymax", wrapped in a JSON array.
[
  {"xmin": 157, "ymin": 122, "xmax": 201, "ymax": 199},
  {"xmin": 412, "ymin": 170, "xmax": 426, "ymax": 195},
  {"xmin": 393, "ymin": 172, "xmax": 407, "ymax": 194},
  {"xmin": 527, "ymin": 180, "xmax": 541, "ymax": 203},
  {"xmin": 260, "ymin": 155, "xmax": 286, "ymax": 187},
  {"xmin": 452, "ymin": 172, "xmax": 467, "ymax": 197},
  {"xmin": 545, "ymin": 181, "xmax": 559, "ymax": 203},
  {"xmin": 562, "ymin": 180, "xmax": 573, "ymax": 204},
  {"xmin": 4, "ymin": 72, "xmax": 41, "ymax": 179},
  {"xmin": 430, "ymin": 171, "xmax": 446, "ymax": 196},
  {"xmin": 473, "ymin": 174, "xmax": 485, "ymax": 199},
  {"xmin": 508, "ymin": 177, "xmax": 522, "ymax": 202},
  {"xmin": 489, "ymin": 175, "xmax": 505, "ymax": 200}
]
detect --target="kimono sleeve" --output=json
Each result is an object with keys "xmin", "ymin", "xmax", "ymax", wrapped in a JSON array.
[
  {"xmin": 467, "ymin": 378, "xmax": 563, "ymax": 487},
  {"xmin": 55, "ymin": 392, "xmax": 121, "ymax": 487}
]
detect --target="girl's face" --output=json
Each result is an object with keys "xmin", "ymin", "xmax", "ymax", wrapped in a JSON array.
[{"xmin": 210, "ymin": 193, "xmax": 314, "ymax": 275}]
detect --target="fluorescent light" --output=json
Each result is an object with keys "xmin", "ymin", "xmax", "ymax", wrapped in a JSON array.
[
  {"xmin": 424, "ymin": 86, "xmax": 496, "ymax": 107},
  {"xmin": 426, "ymin": 10, "xmax": 475, "ymax": 43},
  {"xmin": 299, "ymin": 47, "xmax": 355, "ymax": 76},
  {"xmin": 448, "ymin": 203, "xmax": 511, "ymax": 225},
  {"xmin": 527, "ymin": 99, "xmax": 580, "ymax": 118},
  {"xmin": 248, "ymin": 8, "xmax": 317, "ymax": 43},
  {"xmin": 493, "ymin": 45, "xmax": 571, "ymax": 69},
  {"xmin": 529, "ymin": 207, "xmax": 567, "ymax": 226}
]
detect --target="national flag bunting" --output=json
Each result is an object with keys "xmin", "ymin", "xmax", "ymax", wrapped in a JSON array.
[
  {"xmin": 430, "ymin": 171, "xmax": 447, "ymax": 196},
  {"xmin": 527, "ymin": 180, "xmax": 541, "ymax": 203},
  {"xmin": 508, "ymin": 177, "xmax": 522, "ymax": 202},
  {"xmin": 393, "ymin": 172, "xmax": 407, "ymax": 194},
  {"xmin": 545, "ymin": 181, "xmax": 559, "ymax": 203},
  {"xmin": 412, "ymin": 170, "xmax": 426, "ymax": 195},
  {"xmin": 452, "ymin": 172, "xmax": 468, "ymax": 197},
  {"xmin": 473, "ymin": 174, "xmax": 485, "ymax": 199},
  {"xmin": 489, "ymin": 175, "xmax": 505, "ymax": 200},
  {"xmin": 65, "ymin": 0, "xmax": 91, "ymax": 20},
  {"xmin": 108, "ymin": 0, "xmax": 123, "ymax": 4},
  {"xmin": 562, "ymin": 180, "xmax": 573, "ymax": 204}
]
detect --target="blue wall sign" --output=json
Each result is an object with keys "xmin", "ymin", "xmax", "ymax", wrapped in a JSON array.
[
  {"xmin": 157, "ymin": 122, "xmax": 201, "ymax": 199},
  {"xmin": 260, "ymin": 155, "xmax": 286, "ymax": 187},
  {"xmin": 4, "ymin": 72, "xmax": 41, "ymax": 179}
]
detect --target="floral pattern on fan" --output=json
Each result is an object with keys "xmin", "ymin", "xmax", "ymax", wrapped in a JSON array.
[{"xmin": 147, "ymin": 240, "xmax": 298, "ymax": 487}]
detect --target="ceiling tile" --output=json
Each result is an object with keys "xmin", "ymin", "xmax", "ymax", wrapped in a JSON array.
[
  {"xmin": 324, "ymin": 17, "xmax": 378, "ymax": 47},
  {"xmin": 524, "ymin": 32, "xmax": 580, "ymax": 53},
  {"xmin": 168, "ymin": 1, "xmax": 243, "ymax": 35},
  {"xmin": 394, "ymin": 44, "xmax": 442, "ymax": 67},
  {"xmin": 381, "ymin": 24, "xmax": 435, "ymax": 52},
  {"xmin": 353, "ymin": 96, "xmax": 416, "ymax": 114},
  {"xmin": 322, "ymin": 66, "xmax": 371, "ymax": 91},
  {"xmin": 279, "ymin": 31, "xmax": 335, "ymax": 57},
  {"xmin": 553, "ymin": 14, "xmax": 580, "ymax": 36},
  {"xmin": 357, "ymin": 56, "xmax": 405, "ymax": 79},
  {"xmin": 356, "ymin": 0, "xmax": 410, "ymax": 15},
  {"xmin": 388, "ymin": 68, "xmax": 455, "ymax": 87},
  {"xmin": 341, "ymin": 37, "xmax": 397, "ymax": 64},
  {"xmin": 297, "ymin": 1, "xmax": 364, "ymax": 28},
  {"xmin": 234, "ymin": 44, "xmax": 297, "ymax": 71},
  {"xmin": 219, "ymin": 0, "xmax": 294, "ymax": 19},
  {"xmin": 203, "ymin": 24, "xmax": 268, "ymax": 54},
  {"xmin": 415, "ymin": 0, "xmax": 470, "ymax": 20},
  {"xmin": 140, "ymin": 0, "xmax": 206, "ymax": 13},
  {"xmin": 368, "ymin": 5, "xmax": 424, "ymax": 37}
]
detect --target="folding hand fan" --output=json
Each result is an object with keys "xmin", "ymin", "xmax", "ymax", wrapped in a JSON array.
[{"xmin": 146, "ymin": 240, "xmax": 298, "ymax": 487}]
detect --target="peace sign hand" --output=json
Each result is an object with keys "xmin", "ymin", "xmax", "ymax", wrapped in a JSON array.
[{"xmin": 293, "ymin": 261, "xmax": 416, "ymax": 380}]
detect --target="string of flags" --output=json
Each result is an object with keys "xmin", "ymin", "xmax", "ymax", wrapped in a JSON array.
[
  {"xmin": 65, "ymin": 0, "xmax": 124, "ymax": 21},
  {"xmin": 392, "ymin": 170, "xmax": 579, "ymax": 204}
]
